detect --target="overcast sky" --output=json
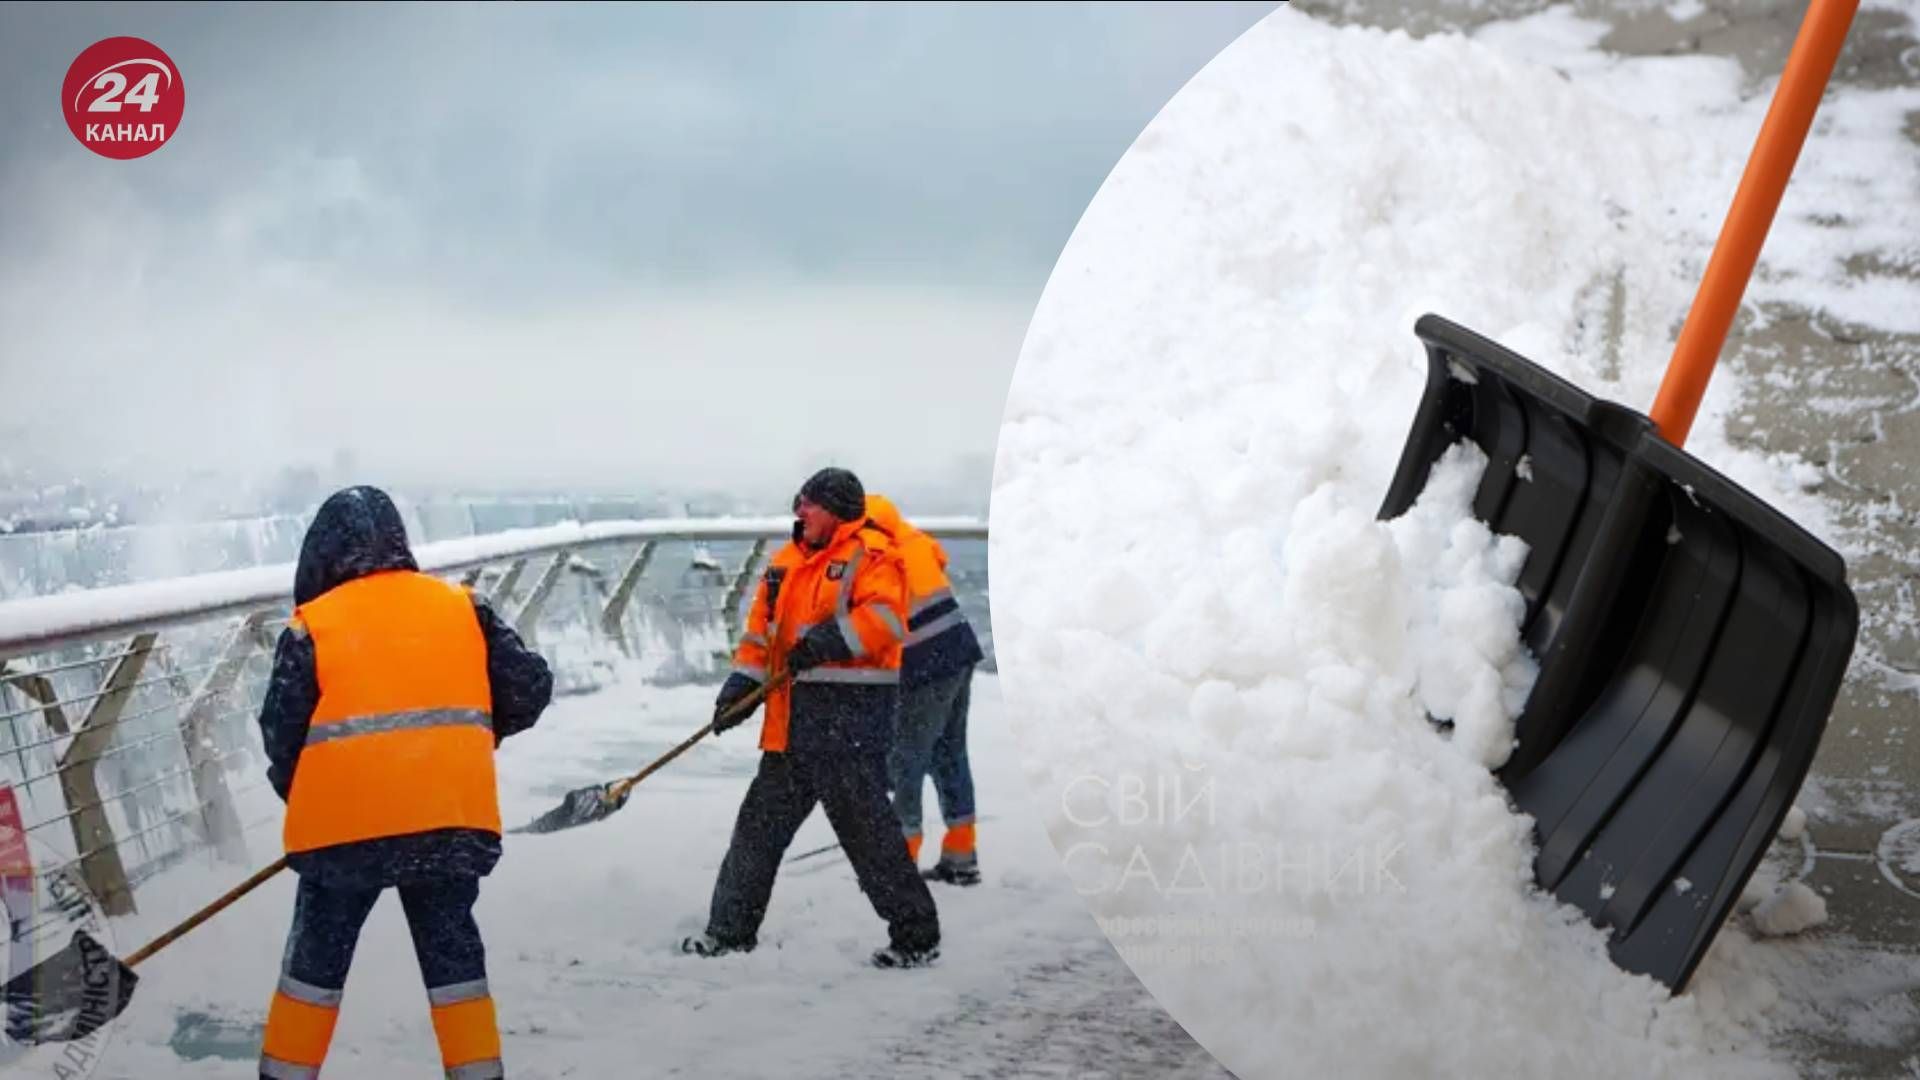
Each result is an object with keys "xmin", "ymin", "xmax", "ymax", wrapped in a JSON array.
[{"xmin": 0, "ymin": 2, "xmax": 1278, "ymax": 507}]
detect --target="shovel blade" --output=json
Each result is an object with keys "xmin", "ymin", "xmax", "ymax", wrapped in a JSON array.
[
  {"xmin": 512, "ymin": 782, "xmax": 625, "ymax": 835},
  {"xmin": 1381, "ymin": 315, "xmax": 1859, "ymax": 990},
  {"xmin": 4, "ymin": 929, "xmax": 138, "ymax": 1045}
]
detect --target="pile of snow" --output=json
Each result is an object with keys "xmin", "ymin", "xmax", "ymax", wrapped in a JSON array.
[
  {"xmin": 1750, "ymin": 882, "xmax": 1830, "ymax": 938},
  {"xmin": 1778, "ymin": 805, "xmax": 1810, "ymax": 843},
  {"xmin": 992, "ymin": 5, "xmax": 1918, "ymax": 1078}
]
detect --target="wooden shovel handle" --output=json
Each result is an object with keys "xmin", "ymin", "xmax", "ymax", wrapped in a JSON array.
[
  {"xmin": 123, "ymin": 855, "xmax": 289, "ymax": 969},
  {"xmin": 122, "ymin": 670, "xmax": 799, "ymax": 965},
  {"xmin": 605, "ymin": 668, "xmax": 794, "ymax": 804},
  {"xmin": 1649, "ymin": 0, "xmax": 1858, "ymax": 446}
]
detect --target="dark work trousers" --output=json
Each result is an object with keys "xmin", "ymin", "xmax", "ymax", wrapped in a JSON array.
[
  {"xmin": 706, "ymin": 686, "xmax": 941, "ymax": 952},
  {"xmin": 888, "ymin": 666, "xmax": 977, "ymax": 838},
  {"xmin": 280, "ymin": 873, "xmax": 487, "ymax": 998}
]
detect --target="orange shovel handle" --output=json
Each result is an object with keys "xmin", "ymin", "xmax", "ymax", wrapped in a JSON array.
[{"xmin": 1649, "ymin": 0, "xmax": 1858, "ymax": 446}]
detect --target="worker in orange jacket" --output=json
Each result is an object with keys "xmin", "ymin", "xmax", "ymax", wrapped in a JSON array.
[
  {"xmin": 683, "ymin": 468, "xmax": 941, "ymax": 968},
  {"xmin": 256, "ymin": 486, "xmax": 552, "ymax": 1080},
  {"xmin": 864, "ymin": 494, "xmax": 986, "ymax": 885}
]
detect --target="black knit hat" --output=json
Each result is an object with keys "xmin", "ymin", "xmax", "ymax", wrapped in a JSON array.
[{"xmin": 797, "ymin": 467, "xmax": 866, "ymax": 522}]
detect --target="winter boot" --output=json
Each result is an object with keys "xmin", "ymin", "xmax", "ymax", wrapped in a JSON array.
[
  {"xmin": 870, "ymin": 943, "xmax": 940, "ymax": 969},
  {"xmin": 681, "ymin": 931, "xmax": 756, "ymax": 958},
  {"xmin": 923, "ymin": 852, "xmax": 980, "ymax": 887}
]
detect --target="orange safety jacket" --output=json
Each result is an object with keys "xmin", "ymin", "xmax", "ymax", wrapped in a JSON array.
[
  {"xmin": 283, "ymin": 569, "xmax": 502, "ymax": 853},
  {"xmin": 864, "ymin": 493, "xmax": 984, "ymax": 686},
  {"xmin": 732, "ymin": 516, "xmax": 908, "ymax": 752}
]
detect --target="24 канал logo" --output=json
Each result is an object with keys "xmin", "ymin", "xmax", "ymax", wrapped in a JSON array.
[{"xmin": 61, "ymin": 37, "xmax": 185, "ymax": 160}]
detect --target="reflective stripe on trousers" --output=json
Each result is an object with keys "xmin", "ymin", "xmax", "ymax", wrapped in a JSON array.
[
  {"xmin": 261, "ymin": 989, "xmax": 340, "ymax": 1078},
  {"xmin": 278, "ymin": 973, "xmax": 344, "ymax": 1008},
  {"xmin": 428, "ymin": 978, "xmax": 491, "ymax": 1007},
  {"xmin": 259, "ymin": 1055, "xmax": 323, "ymax": 1079},
  {"xmin": 430, "ymin": 978, "xmax": 503, "ymax": 1076}
]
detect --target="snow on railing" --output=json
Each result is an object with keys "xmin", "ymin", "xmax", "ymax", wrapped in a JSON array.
[
  {"xmin": 0, "ymin": 516, "xmax": 987, "ymax": 659},
  {"xmin": 0, "ymin": 516, "xmax": 988, "ymax": 936}
]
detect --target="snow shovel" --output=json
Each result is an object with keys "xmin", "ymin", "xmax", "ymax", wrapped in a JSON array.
[
  {"xmin": 515, "ymin": 669, "xmax": 794, "ymax": 835},
  {"xmin": 1377, "ymin": 0, "xmax": 1859, "ymax": 991},
  {"xmin": 4, "ymin": 855, "xmax": 288, "ymax": 1045}
]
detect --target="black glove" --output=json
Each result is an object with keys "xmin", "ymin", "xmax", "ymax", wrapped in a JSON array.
[
  {"xmin": 785, "ymin": 621, "xmax": 853, "ymax": 673},
  {"xmin": 712, "ymin": 673, "xmax": 763, "ymax": 733}
]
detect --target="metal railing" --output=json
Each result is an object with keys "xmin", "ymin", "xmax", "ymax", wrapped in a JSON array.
[{"xmin": 0, "ymin": 516, "xmax": 988, "ymax": 930}]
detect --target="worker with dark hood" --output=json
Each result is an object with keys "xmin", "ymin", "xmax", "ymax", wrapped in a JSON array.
[
  {"xmin": 683, "ymin": 467, "xmax": 941, "ymax": 969},
  {"xmin": 256, "ymin": 485, "xmax": 552, "ymax": 1080}
]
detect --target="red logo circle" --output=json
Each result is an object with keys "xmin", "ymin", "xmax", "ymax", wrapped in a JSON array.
[{"xmin": 61, "ymin": 37, "xmax": 185, "ymax": 160}]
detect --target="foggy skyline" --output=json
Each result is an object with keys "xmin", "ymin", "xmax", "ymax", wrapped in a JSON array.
[{"xmin": 1, "ymin": 3, "xmax": 1279, "ymax": 509}]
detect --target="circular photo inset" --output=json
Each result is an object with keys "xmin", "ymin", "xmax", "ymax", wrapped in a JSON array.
[{"xmin": 991, "ymin": 3, "xmax": 1916, "ymax": 1077}]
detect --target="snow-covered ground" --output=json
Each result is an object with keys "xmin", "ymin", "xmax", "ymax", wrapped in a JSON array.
[
  {"xmin": 992, "ymin": 4, "xmax": 1920, "ymax": 1079},
  {"xmin": 33, "ymin": 673, "xmax": 1217, "ymax": 1080}
]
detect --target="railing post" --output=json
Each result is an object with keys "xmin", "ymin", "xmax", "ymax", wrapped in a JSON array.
[
  {"xmin": 513, "ymin": 551, "xmax": 571, "ymax": 645},
  {"xmin": 488, "ymin": 558, "xmax": 529, "ymax": 610},
  {"xmin": 180, "ymin": 613, "xmax": 268, "ymax": 865},
  {"xmin": 600, "ymin": 541, "xmax": 656, "ymax": 657},
  {"xmin": 1, "ymin": 662, "xmax": 71, "ymax": 736},
  {"xmin": 60, "ymin": 633, "xmax": 156, "ymax": 916},
  {"xmin": 720, "ymin": 539, "xmax": 768, "ymax": 657}
]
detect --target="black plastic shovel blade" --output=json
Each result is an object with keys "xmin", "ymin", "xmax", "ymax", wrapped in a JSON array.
[
  {"xmin": 3, "ymin": 929, "xmax": 138, "ymax": 1044},
  {"xmin": 512, "ymin": 782, "xmax": 626, "ymax": 835},
  {"xmin": 1380, "ymin": 314, "xmax": 1859, "ymax": 991}
]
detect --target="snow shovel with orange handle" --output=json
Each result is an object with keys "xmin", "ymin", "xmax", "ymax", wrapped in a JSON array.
[{"xmin": 1378, "ymin": 0, "xmax": 1860, "ymax": 990}]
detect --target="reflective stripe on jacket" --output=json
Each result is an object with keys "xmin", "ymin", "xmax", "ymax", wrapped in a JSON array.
[
  {"xmin": 733, "ymin": 517, "xmax": 908, "ymax": 752},
  {"xmin": 284, "ymin": 570, "xmax": 501, "ymax": 853}
]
